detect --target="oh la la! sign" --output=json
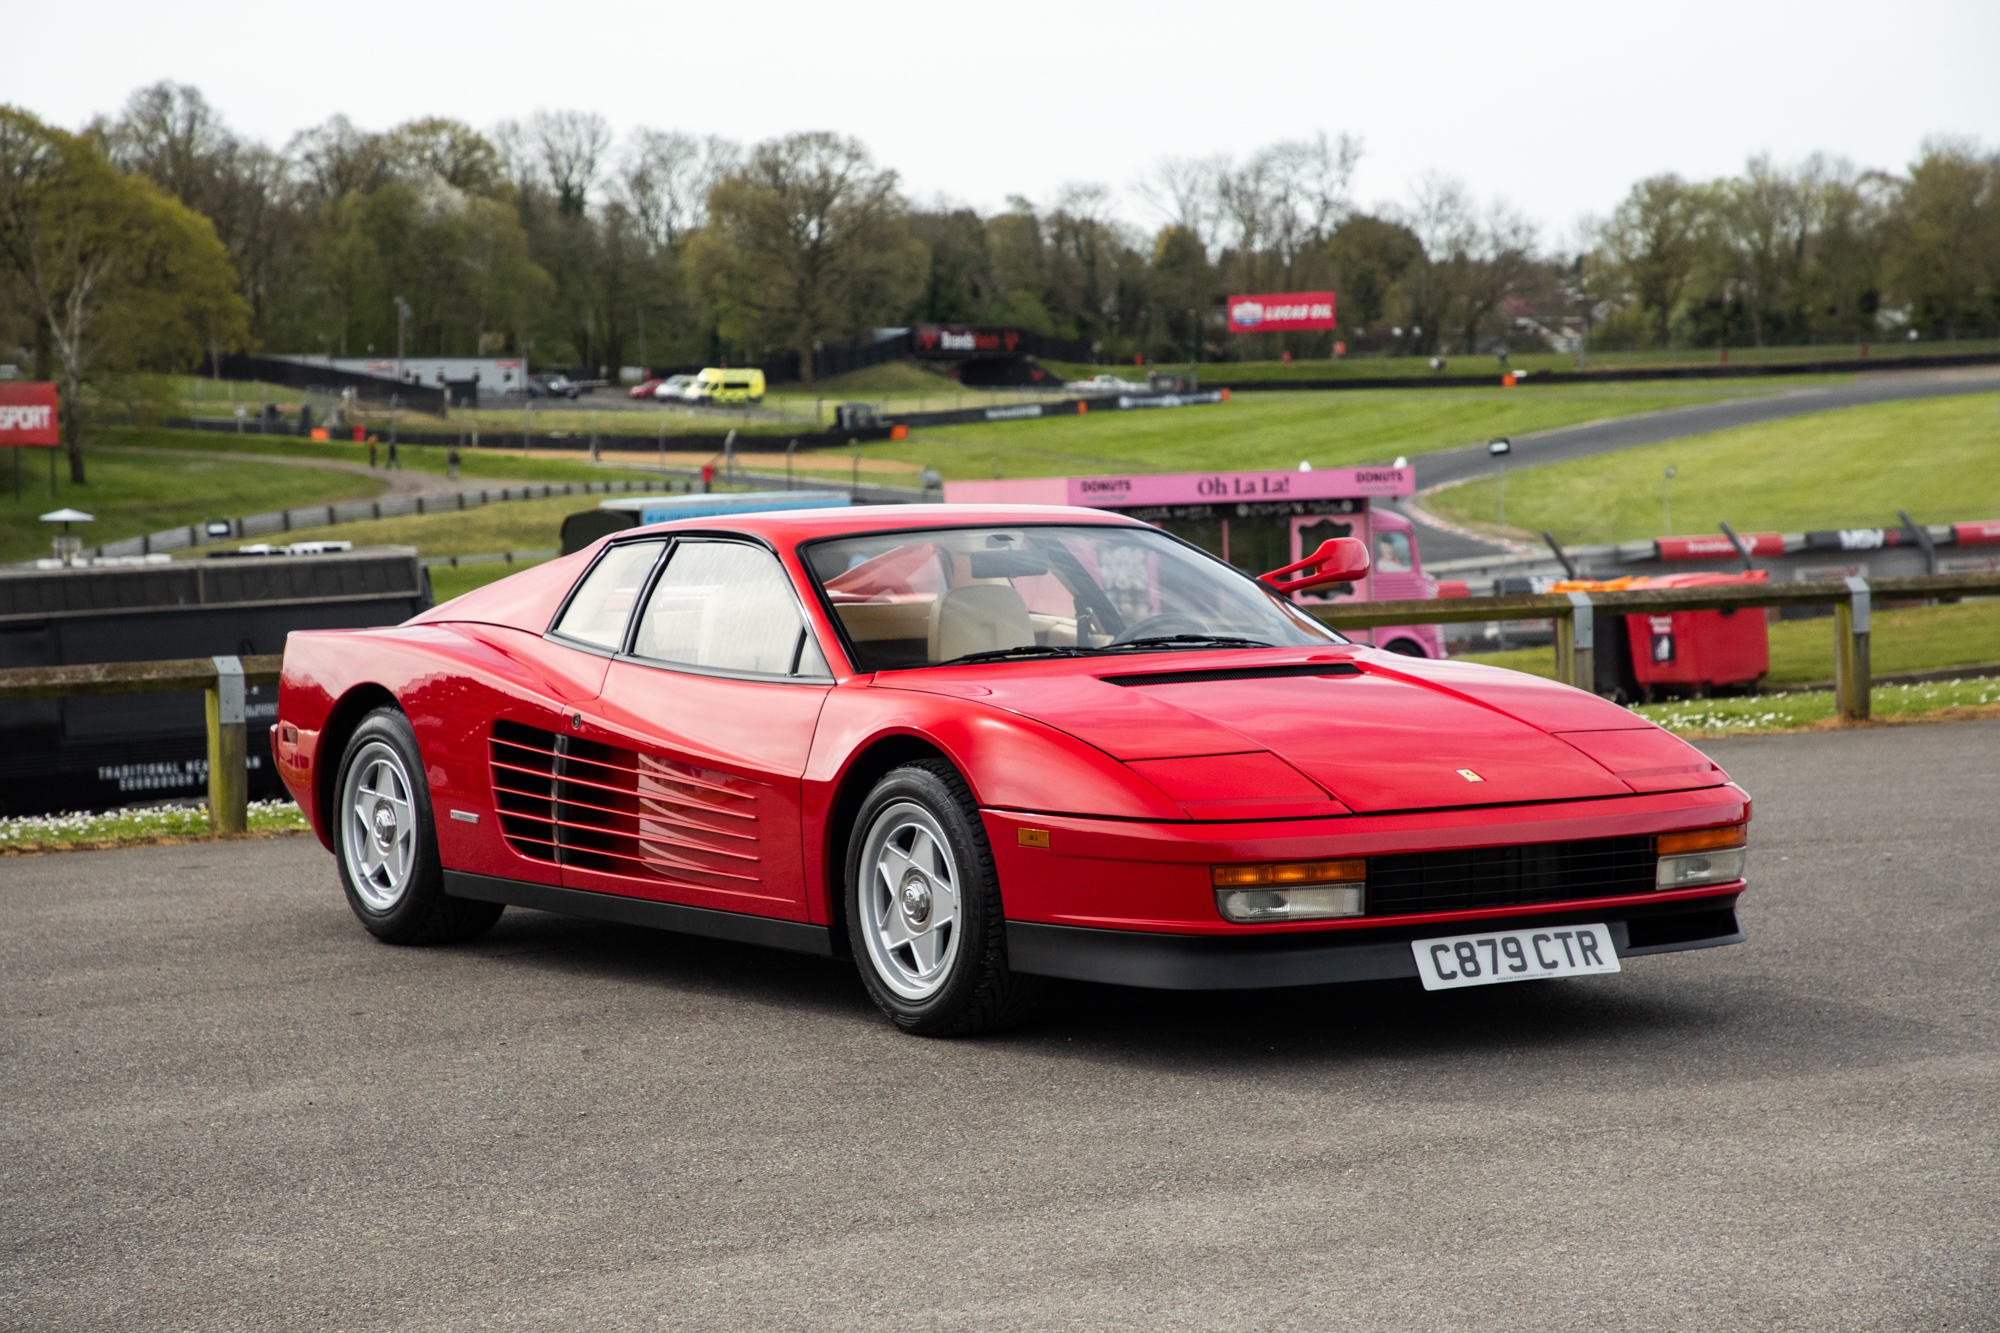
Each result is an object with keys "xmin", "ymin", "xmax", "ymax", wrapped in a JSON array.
[{"xmin": 0, "ymin": 383, "xmax": 60, "ymax": 446}]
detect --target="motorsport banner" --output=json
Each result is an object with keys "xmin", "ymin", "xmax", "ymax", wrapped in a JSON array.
[
  {"xmin": 0, "ymin": 382, "xmax": 60, "ymax": 446},
  {"xmin": 1226, "ymin": 292, "xmax": 1337, "ymax": 333}
]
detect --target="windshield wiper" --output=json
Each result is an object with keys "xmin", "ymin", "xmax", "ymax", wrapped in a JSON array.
[
  {"xmin": 937, "ymin": 644, "xmax": 1116, "ymax": 666},
  {"xmin": 1106, "ymin": 634, "xmax": 1274, "ymax": 651}
]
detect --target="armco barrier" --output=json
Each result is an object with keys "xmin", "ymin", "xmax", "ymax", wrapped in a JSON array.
[{"xmin": 1314, "ymin": 571, "xmax": 2000, "ymax": 721}]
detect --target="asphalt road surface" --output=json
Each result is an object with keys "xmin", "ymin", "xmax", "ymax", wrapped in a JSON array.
[
  {"xmin": 5, "ymin": 720, "xmax": 1997, "ymax": 1332},
  {"xmin": 1402, "ymin": 369, "xmax": 2000, "ymax": 564}
]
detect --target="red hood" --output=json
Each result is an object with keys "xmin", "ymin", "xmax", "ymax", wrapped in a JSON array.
[{"xmin": 884, "ymin": 649, "xmax": 1725, "ymax": 815}]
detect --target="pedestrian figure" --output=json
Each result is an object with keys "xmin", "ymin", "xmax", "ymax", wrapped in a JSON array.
[
  {"xmin": 368, "ymin": 440, "xmax": 377, "ymax": 468},
  {"xmin": 388, "ymin": 440, "xmax": 401, "ymax": 470},
  {"xmin": 447, "ymin": 446, "xmax": 460, "ymax": 481}
]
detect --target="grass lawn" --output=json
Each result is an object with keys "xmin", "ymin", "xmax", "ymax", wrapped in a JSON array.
[
  {"xmin": 98, "ymin": 426, "xmax": 675, "ymax": 485},
  {"xmin": 860, "ymin": 381, "xmax": 1808, "ymax": 481},
  {"xmin": 171, "ymin": 493, "xmax": 587, "ymax": 562},
  {"xmin": 428, "ymin": 559, "xmax": 553, "ymax": 604},
  {"xmin": 1634, "ymin": 677, "xmax": 2000, "ymax": 737},
  {"xmin": 1457, "ymin": 598, "xmax": 2000, "ymax": 685},
  {"xmin": 1429, "ymin": 392, "xmax": 2000, "ymax": 544},
  {"xmin": 0, "ymin": 798, "xmax": 311, "ymax": 853},
  {"xmin": 0, "ymin": 442, "xmax": 385, "ymax": 565}
]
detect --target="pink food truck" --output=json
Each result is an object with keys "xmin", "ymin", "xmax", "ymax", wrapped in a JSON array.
[{"xmin": 945, "ymin": 465, "xmax": 1446, "ymax": 658}]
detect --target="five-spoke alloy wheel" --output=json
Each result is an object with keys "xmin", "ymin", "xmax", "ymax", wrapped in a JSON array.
[
  {"xmin": 341, "ymin": 740, "xmax": 419, "ymax": 912},
  {"xmin": 858, "ymin": 801, "xmax": 964, "ymax": 1001},
  {"xmin": 333, "ymin": 707, "xmax": 503, "ymax": 946},
  {"xmin": 845, "ymin": 760, "xmax": 1039, "ymax": 1035}
]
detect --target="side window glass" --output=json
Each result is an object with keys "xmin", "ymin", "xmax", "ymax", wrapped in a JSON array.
[
  {"xmin": 552, "ymin": 541, "xmax": 665, "ymax": 650},
  {"xmin": 632, "ymin": 541, "xmax": 813, "ymax": 675},
  {"xmin": 1375, "ymin": 531, "xmax": 1413, "ymax": 573}
]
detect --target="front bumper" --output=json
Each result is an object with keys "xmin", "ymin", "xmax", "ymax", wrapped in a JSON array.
[{"xmin": 1005, "ymin": 892, "xmax": 1742, "ymax": 990}]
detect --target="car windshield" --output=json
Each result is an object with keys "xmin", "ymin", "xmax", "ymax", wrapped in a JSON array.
[{"xmin": 804, "ymin": 523, "xmax": 1345, "ymax": 671}]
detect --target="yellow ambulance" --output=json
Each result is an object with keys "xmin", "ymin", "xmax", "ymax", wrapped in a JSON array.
[{"xmin": 691, "ymin": 368, "xmax": 766, "ymax": 405}]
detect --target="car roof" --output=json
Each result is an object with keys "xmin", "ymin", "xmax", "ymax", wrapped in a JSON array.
[{"xmin": 620, "ymin": 503, "xmax": 1152, "ymax": 546}]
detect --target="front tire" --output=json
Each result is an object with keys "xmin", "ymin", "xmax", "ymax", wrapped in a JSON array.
[
  {"xmin": 333, "ymin": 707, "xmax": 503, "ymax": 946},
  {"xmin": 846, "ymin": 761, "xmax": 1039, "ymax": 1036}
]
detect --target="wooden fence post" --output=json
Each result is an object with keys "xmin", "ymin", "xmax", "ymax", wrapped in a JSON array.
[
  {"xmin": 1565, "ymin": 590, "xmax": 1595, "ymax": 692},
  {"xmin": 206, "ymin": 655, "xmax": 248, "ymax": 833},
  {"xmin": 1554, "ymin": 609, "xmax": 1574, "ymax": 685},
  {"xmin": 1835, "ymin": 577, "xmax": 1872, "ymax": 722}
]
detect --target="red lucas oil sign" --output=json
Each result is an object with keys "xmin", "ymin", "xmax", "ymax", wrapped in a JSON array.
[
  {"xmin": 1226, "ymin": 292, "xmax": 1336, "ymax": 333},
  {"xmin": 0, "ymin": 383, "xmax": 60, "ymax": 446}
]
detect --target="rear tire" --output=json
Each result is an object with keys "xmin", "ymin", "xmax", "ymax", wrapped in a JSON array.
[
  {"xmin": 333, "ymin": 707, "xmax": 503, "ymax": 946},
  {"xmin": 845, "ymin": 761, "xmax": 1040, "ymax": 1036},
  {"xmin": 1383, "ymin": 638, "xmax": 1427, "ymax": 657}
]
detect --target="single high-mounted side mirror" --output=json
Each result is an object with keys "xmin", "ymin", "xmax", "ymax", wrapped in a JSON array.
[{"xmin": 1260, "ymin": 538, "xmax": 1371, "ymax": 594}]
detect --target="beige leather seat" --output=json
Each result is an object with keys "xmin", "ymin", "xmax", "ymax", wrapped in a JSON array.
[{"xmin": 928, "ymin": 585, "xmax": 1034, "ymax": 663}]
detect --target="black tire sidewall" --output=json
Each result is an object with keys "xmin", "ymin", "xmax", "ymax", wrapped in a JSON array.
[
  {"xmin": 334, "ymin": 708, "xmax": 445, "ymax": 939},
  {"xmin": 845, "ymin": 764, "xmax": 1001, "ymax": 1032}
]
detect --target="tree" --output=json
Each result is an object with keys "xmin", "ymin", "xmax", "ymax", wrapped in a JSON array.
[
  {"xmin": 616, "ymin": 130, "xmax": 738, "ymax": 249},
  {"xmin": 1598, "ymin": 174, "xmax": 1706, "ymax": 346},
  {"xmin": 1885, "ymin": 140, "xmax": 1998, "ymax": 340},
  {"xmin": 530, "ymin": 110, "xmax": 611, "ymax": 218},
  {"xmin": 1149, "ymin": 224, "xmax": 1212, "ymax": 359},
  {"xmin": 106, "ymin": 82, "xmax": 302, "ymax": 348},
  {"xmin": 0, "ymin": 108, "xmax": 247, "ymax": 481},
  {"xmin": 1323, "ymin": 214, "xmax": 1424, "ymax": 329},
  {"xmin": 909, "ymin": 207, "xmax": 994, "ymax": 323},
  {"xmin": 381, "ymin": 117, "xmax": 508, "ymax": 196},
  {"xmin": 697, "ymin": 133, "xmax": 925, "ymax": 379}
]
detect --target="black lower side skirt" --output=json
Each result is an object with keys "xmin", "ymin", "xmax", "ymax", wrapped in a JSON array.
[{"xmin": 443, "ymin": 871, "xmax": 834, "ymax": 957}]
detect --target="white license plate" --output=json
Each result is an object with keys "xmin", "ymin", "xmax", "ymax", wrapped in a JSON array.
[{"xmin": 1411, "ymin": 922, "xmax": 1621, "ymax": 991}]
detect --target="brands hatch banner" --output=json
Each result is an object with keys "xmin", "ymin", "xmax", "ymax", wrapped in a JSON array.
[
  {"xmin": 0, "ymin": 382, "xmax": 60, "ymax": 446},
  {"xmin": 1226, "ymin": 292, "xmax": 1337, "ymax": 334},
  {"xmin": 913, "ymin": 325, "xmax": 1023, "ymax": 358}
]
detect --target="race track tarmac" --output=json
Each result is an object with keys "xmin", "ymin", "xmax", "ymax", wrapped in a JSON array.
[{"xmin": 4, "ymin": 719, "xmax": 1996, "ymax": 1331}]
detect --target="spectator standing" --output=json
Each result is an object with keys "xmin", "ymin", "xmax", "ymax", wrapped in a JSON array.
[
  {"xmin": 447, "ymin": 446, "xmax": 460, "ymax": 481},
  {"xmin": 368, "ymin": 440, "xmax": 377, "ymax": 468},
  {"xmin": 388, "ymin": 440, "xmax": 401, "ymax": 470}
]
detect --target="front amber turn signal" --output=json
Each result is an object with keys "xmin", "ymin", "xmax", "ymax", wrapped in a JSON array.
[
  {"xmin": 1212, "ymin": 859, "xmax": 1365, "ymax": 888},
  {"xmin": 1657, "ymin": 823, "xmax": 1747, "ymax": 856}
]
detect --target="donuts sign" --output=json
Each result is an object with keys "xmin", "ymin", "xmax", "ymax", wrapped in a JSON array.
[
  {"xmin": 0, "ymin": 383, "xmax": 60, "ymax": 446},
  {"xmin": 1226, "ymin": 292, "xmax": 1336, "ymax": 334}
]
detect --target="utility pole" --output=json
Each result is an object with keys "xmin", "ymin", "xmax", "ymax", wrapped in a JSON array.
[
  {"xmin": 1663, "ymin": 465, "xmax": 1676, "ymax": 535},
  {"xmin": 522, "ymin": 338, "xmax": 534, "ymax": 459},
  {"xmin": 1489, "ymin": 439, "xmax": 1513, "ymax": 529},
  {"xmin": 394, "ymin": 296, "xmax": 413, "ymax": 384}
]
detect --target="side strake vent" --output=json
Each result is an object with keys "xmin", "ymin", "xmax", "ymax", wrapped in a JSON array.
[{"xmin": 488, "ymin": 719, "xmax": 760, "ymax": 889}]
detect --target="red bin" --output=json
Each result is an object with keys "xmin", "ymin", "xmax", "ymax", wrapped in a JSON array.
[{"xmin": 1624, "ymin": 571, "xmax": 1769, "ymax": 693}]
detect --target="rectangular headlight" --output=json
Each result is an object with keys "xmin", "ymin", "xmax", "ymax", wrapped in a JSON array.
[
  {"xmin": 1656, "ymin": 847, "xmax": 1747, "ymax": 889},
  {"xmin": 1213, "ymin": 859, "xmax": 1366, "ymax": 922},
  {"xmin": 1656, "ymin": 823, "xmax": 1747, "ymax": 890}
]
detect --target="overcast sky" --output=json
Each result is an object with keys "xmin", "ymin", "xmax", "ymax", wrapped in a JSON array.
[{"xmin": 11, "ymin": 0, "xmax": 1997, "ymax": 249}]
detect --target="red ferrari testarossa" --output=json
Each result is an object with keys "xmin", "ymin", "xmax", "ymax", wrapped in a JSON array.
[{"xmin": 275, "ymin": 505, "xmax": 1749, "ymax": 1035}]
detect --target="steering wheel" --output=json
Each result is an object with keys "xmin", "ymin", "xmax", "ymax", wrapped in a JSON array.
[{"xmin": 1109, "ymin": 613, "xmax": 1211, "ymax": 646}]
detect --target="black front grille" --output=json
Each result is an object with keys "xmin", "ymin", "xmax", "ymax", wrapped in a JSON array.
[{"xmin": 1368, "ymin": 835, "xmax": 1656, "ymax": 916}]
